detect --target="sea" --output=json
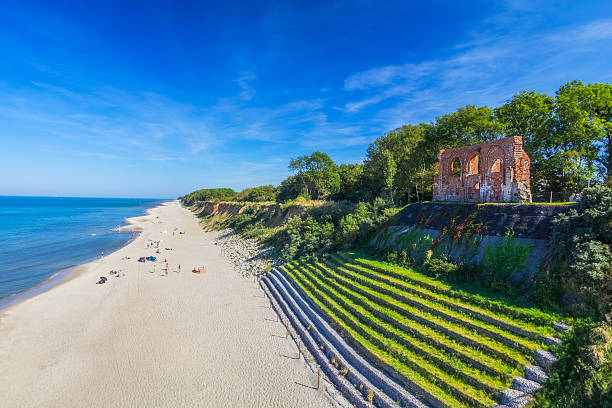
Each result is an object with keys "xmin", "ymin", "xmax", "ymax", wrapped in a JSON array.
[{"xmin": 0, "ymin": 196, "xmax": 164, "ymax": 309}]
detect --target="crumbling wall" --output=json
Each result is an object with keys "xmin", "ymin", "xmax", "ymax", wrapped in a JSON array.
[{"xmin": 433, "ymin": 136, "xmax": 532, "ymax": 203}]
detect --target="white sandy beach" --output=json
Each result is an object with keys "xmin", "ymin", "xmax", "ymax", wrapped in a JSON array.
[{"xmin": 0, "ymin": 201, "xmax": 334, "ymax": 407}]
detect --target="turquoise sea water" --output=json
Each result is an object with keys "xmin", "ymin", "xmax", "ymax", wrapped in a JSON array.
[{"xmin": 0, "ymin": 196, "xmax": 163, "ymax": 307}]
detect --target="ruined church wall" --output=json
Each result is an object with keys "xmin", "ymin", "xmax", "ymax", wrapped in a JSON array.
[{"xmin": 433, "ymin": 136, "xmax": 531, "ymax": 203}]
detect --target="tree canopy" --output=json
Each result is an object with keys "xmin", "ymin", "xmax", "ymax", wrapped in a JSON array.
[
  {"xmin": 183, "ymin": 80, "xmax": 611, "ymax": 205},
  {"xmin": 289, "ymin": 151, "xmax": 340, "ymax": 200}
]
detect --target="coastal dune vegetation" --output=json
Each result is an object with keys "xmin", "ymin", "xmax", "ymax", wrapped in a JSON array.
[{"xmin": 182, "ymin": 80, "xmax": 612, "ymax": 407}]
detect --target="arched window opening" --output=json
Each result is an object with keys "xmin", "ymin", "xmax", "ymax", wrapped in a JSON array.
[
  {"xmin": 451, "ymin": 158, "xmax": 461, "ymax": 177},
  {"xmin": 468, "ymin": 154, "xmax": 481, "ymax": 175},
  {"xmin": 491, "ymin": 158, "xmax": 501, "ymax": 173}
]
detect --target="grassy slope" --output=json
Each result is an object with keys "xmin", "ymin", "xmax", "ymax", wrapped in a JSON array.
[{"xmin": 281, "ymin": 252, "xmax": 562, "ymax": 408}]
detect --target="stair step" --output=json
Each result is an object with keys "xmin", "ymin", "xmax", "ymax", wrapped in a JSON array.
[
  {"xmin": 271, "ymin": 270, "xmax": 430, "ymax": 408},
  {"xmin": 534, "ymin": 350, "xmax": 558, "ymax": 373},
  {"xmin": 499, "ymin": 388, "xmax": 533, "ymax": 408},
  {"xmin": 524, "ymin": 365, "xmax": 549, "ymax": 384},
  {"xmin": 511, "ymin": 377, "xmax": 541, "ymax": 394}
]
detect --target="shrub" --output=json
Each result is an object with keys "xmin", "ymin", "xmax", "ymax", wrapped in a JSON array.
[
  {"xmin": 180, "ymin": 188, "xmax": 237, "ymax": 204},
  {"xmin": 384, "ymin": 250, "xmax": 413, "ymax": 268},
  {"xmin": 573, "ymin": 240, "xmax": 612, "ymax": 282},
  {"xmin": 550, "ymin": 185, "xmax": 612, "ymax": 318},
  {"xmin": 532, "ymin": 186, "xmax": 612, "ymax": 407},
  {"xmin": 423, "ymin": 258, "xmax": 459, "ymax": 278},
  {"xmin": 531, "ymin": 318, "xmax": 612, "ymax": 408},
  {"xmin": 235, "ymin": 185, "xmax": 278, "ymax": 202},
  {"xmin": 481, "ymin": 229, "xmax": 532, "ymax": 289}
]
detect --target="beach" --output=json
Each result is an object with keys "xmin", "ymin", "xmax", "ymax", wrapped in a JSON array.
[{"xmin": 0, "ymin": 201, "xmax": 335, "ymax": 407}]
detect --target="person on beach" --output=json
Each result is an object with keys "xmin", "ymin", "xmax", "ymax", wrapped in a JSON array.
[{"xmin": 178, "ymin": 264, "xmax": 181, "ymax": 273}]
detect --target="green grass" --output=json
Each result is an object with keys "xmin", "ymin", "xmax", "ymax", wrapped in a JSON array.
[
  {"xmin": 324, "ymin": 257, "xmax": 545, "ymax": 352},
  {"xmin": 346, "ymin": 251, "xmax": 565, "ymax": 326},
  {"xmin": 278, "ymin": 251, "xmax": 563, "ymax": 408},
  {"xmin": 333, "ymin": 253, "xmax": 554, "ymax": 338},
  {"xmin": 312, "ymin": 261, "xmax": 532, "ymax": 367},
  {"xmin": 298, "ymin": 263, "xmax": 514, "ymax": 391},
  {"xmin": 283, "ymin": 263, "xmax": 485, "ymax": 408}
]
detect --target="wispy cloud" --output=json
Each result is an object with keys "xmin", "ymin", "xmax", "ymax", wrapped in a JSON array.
[
  {"xmin": 546, "ymin": 18, "xmax": 612, "ymax": 42},
  {"xmin": 1, "ymin": 1, "xmax": 611, "ymax": 197},
  {"xmin": 344, "ymin": 63, "xmax": 435, "ymax": 91},
  {"xmin": 338, "ymin": 16, "xmax": 612, "ymax": 130}
]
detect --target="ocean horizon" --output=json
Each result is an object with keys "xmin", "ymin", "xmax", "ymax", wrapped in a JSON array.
[{"xmin": 0, "ymin": 196, "xmax": 165, "ymax": 308}]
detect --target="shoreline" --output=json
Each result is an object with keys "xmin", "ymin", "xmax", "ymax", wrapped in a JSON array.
[
  {"xmin": 0, "ymin": 200, "xmax": 335, "ymax": 408},
  {"xmin": 0, "ymin": 202, "xmax": 166, "ymax": 313}
]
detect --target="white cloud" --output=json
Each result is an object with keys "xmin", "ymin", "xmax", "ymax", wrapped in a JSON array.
[
  {"xmin": 547, "ymin": 19, "xmax": 612, "ymax": 42},
  {"xmin": 338, "ymin": 16, "xmax": 612, "ymax": 130},
  {"xmin": 3, "ymin": 11, "xmax": 612, "ymax": 196}
]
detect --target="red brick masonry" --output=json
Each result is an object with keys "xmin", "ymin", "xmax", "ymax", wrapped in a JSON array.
[{"xmin": 433, "ymin": 136, "xmax": 532, "ymax": 203}]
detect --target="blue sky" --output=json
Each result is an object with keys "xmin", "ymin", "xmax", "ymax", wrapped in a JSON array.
[{"xmin": 1, "ymin": 0, "xmax": 611, "ymax": 198}]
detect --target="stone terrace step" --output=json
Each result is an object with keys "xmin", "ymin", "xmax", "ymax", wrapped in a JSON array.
[
  {"xmin": 339, "ymin": 253, "xmax": 554, "ymax": 328},
  {"xmin": 287, "ymin": 263, "xmax": 494, "ymax": 408},
  {"xmin": 263, "ymin": 275, "xmax": 376, "ymax": 408},
  {"xmin": 269, "ymin": 270, "xmax": 431, "ymax": 408}
]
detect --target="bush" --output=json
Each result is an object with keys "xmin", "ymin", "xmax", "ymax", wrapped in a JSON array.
[
  {"xmin": 531, "ymin": 318, "xmax": 612, "ymax": 408},
  {"xmin": 385, "ymin": 250, "xmax": 412, "ymax": 268},
  {"xmin": 181, "ymin": 188, "xmax": 236, "ymax": 204},
  {"xmin": 532, "ymin": 185, "xmax": 612, "ymax": 407},
  {"xmin": 550, "ymin": 185, "xmax": 612, "ymax": 318},
  {"xmin": 423, "ymin": 258, "xmax": 459, "ymax": 278},
  {"xmin": 481, "ymin": 229, "xmax": 532, "ymax": 290},
  {"xmin": 235, "ymin": 185, "xmax": 278, "ymax": 202},
  {"xmin": 573, "ymin": 240, "xmax": 612, "ymax": 282}
]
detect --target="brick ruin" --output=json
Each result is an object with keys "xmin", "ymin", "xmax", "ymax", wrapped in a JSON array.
[{"xmin": 433, "ymin": 136, "xmax": 532, "ymax": 203}]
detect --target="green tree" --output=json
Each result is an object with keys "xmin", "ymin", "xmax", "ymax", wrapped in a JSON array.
[
  {"xmin": 431, "ymin": 105, "xmax": 501, "ymax": 149},
  {"xmin": 556, "ymin": 82, "xmax": 612, "ymax": 183},
  {"xmin": 549, "ymin": 81, "xmax": 601, "ymax": 196},
  {"xmin": 495, "ymin": 90, "xmax": 555, "ymax": 199},
  {"xmin": 495, "ymin": 90, "xmax": 554, "ymax": 149},
  {"xmin": 180, "ymin": 188, "xmax": 236, "ymax": 204},
  {"xmin": 276, "ymin": 175, "xmax": 302, "ymax": 202},
  {"xmin": 361, "ymin": 124, "xmax": 425, "ymax": 203},
  {"xmin": 289, "ymin": 151, "xmax": 340, "ymax": 200},
  {"xmin": 235, "ymin": 185, "xmax": 278, "ymax": 202},
  {"xmin": 334, "ymin": 163, "xmax": 363, "ymax": 200},
  {"xmin": 382, "ymin": 149, "xmax": 397, "ymax": 203}
]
